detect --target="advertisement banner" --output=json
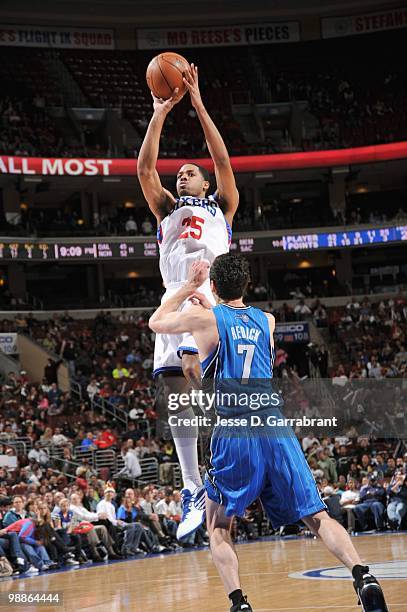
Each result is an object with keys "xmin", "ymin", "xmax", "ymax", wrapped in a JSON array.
[
  {"xmin": 322, "ymin": 7, "xmax": 407, "ymax": 39},
  {"xmin": 0, "ymin": 333, "xmax": 18, "ymax": 354},
  {"xmin": 0, "ymin": 142, "xmax": 407, "ymax": 177},
  {"xmin": 275, "ymin": 323, "xmax": 310, "ymax": 344},
  {"xmin": 0, "ymin": 24, "xmax": 115, "ymax": 49},
  {"xmin": 137, "ymin": 22, "xmax": 300, "ymax": 49}
]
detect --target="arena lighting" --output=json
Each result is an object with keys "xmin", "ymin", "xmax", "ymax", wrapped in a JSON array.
[
  {"xmin": 255, "ymin": 172, "xmax": 274, "ymax": 179},
  {"xmin": 331, "ymin": 165, "xmax": 350, "ymax": 175},
  {"xmin": 124, "ymin": 201, "xmax": 135, "ymax": 208}
]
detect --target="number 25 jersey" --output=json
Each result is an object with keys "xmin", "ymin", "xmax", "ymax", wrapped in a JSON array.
[{"xmin": 157, "ymin": 194, "xmax": 232, "ymax": 288}]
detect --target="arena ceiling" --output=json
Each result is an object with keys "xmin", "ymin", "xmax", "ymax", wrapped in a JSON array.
[{"xmin": 0, "ymin": 0, "xmax": 402, "ymax": 25}]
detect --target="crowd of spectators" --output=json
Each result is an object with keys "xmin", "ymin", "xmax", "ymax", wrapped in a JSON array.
[
  {"xmin": 0, "ymin": 96, "xmax": 68, "ymax": 158},
  {"xmin": 265, "ymin": 69, "xmax": 407, "ymax": 151},
  {"xmin": 3, "ymin": 187, "xmax": 406, "ymax": 248},
  {"xmin": 12, "ymin": 207, "xmax": 157, "ymax": 238},
  {"xmin": 0, "ymin": 476, "xmax": 211, "ymax": 577},
  {"xmin": 0, "ymin": 310, "xmax": 158, "ymax": 429},
  {"xmin": 330, "ymin": 296, "xmax": 407, "ymax": 379},
  {"xmin": 304, "ymin": 435, "xmax": 407, "ymax": 534}
]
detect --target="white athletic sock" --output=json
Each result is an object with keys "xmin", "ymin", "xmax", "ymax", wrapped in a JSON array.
[{"xmin": 170, "ymin": 406, "xmax": 202, "ymax": 491}]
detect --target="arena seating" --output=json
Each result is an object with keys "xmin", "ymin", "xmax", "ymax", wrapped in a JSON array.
[{"xmin": 0, "ymin": 30, "xmax": 406, "ymax": 158}]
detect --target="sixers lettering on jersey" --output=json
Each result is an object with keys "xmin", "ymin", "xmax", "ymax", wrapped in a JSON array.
[{"xmin": 157, "ymin": 194, "xmax": 232, "ymax": 288}]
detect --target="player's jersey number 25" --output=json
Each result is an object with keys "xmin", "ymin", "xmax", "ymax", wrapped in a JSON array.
[{"xmin": 179, "ymin": 215, "xmax": 205, "ymax": 240}]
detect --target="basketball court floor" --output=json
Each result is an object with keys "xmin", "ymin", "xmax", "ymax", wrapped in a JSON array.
[{"xmin": 1, "ymin": 533, "xmax": 406, "ymax": 611}]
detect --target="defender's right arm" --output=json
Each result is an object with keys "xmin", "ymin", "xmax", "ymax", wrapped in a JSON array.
[{"xmin": 137, "ymin": 91, "xmax": 183, "ymax": 223}]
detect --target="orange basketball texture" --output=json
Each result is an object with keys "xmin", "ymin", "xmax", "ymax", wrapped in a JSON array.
[{"xmin": 146, "ymin": 52, "xmax": 190, "ymax": 99}]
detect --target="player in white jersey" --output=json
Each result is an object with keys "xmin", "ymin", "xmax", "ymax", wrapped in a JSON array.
[{"xmin": 137, "ymin": 63, "xmax": 239, "ymax": 539}]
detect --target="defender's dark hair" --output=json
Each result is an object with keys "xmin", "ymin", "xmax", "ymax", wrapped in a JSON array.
[{"xmin": 210, "ymin": 253, "xmax": 251, "ymax": 300}]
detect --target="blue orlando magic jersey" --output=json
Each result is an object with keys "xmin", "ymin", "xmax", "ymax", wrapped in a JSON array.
[
  {"xmin": 202, "ymin": 304, "xmax": 273, "ymax": 380},
  {"xmin": 201, "ymin": 304, "xmax": 278, "ymax": 416}
]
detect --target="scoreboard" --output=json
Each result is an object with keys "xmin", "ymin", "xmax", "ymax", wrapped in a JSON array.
[{"xmin": 0, "ymin": 224, "xmax": 406, "ymax": 261}]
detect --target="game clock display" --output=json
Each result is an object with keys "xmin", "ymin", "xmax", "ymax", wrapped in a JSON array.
[{"xmin": 0, "ymin": 241, "xmax": 158, "ymax": 261}]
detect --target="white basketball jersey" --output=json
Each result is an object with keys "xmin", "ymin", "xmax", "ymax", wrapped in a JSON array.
[{"xmin": 158, "ymin": 194, "xmax": 232, "ymax": 288}]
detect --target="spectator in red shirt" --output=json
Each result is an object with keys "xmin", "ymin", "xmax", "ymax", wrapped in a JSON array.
[{"xmin": 95, "ymin": 427, "xmax": 117, "ymax": 450}]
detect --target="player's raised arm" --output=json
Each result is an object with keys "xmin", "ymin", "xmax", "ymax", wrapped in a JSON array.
[
  {"xmin": 183, "ymin": 64, "xmax": 239, "ymax": 226},
  {"xmin": 137, "ymin": 90, "xmax": 183, "ymax": 222}
]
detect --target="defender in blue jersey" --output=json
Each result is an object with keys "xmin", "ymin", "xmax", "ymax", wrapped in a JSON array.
[{"xmin": 149, "ymin": 255, "xmax": 389, "ymax": 612}]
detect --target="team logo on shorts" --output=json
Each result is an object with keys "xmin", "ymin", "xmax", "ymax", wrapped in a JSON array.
[
  {"xmin": 236, "ymin": 314, "xmax": 249, "ymax": 323},
  {"xmin": 289, "ymin": 560, "xmax": 407, "ymax": 581}
]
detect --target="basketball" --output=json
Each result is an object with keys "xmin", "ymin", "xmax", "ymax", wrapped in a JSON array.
[{"xmin": 146, "ymin": 51, "xmax": 190, "ymax": 99}]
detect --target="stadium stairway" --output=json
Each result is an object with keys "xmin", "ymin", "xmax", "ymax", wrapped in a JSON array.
[{"xmin": 43, "ymin": 49, "xmax": 88, "ymax": 107}]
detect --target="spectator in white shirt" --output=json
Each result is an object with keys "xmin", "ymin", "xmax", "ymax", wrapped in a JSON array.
[
  {"xmin": 70, "ymin": 492, "xmax": 107, "ymax": 524},
  {"xmin": 50, "ymin": 492, "xmax": 65, "ymax": 521},
  {"xmin": 28, "ymin": 442, "xmax": 49, "ymax": 466},
  {"xmin": 86, "ymin": 379, "xmax": 99, "ymax": 401},
  {"xmin": 168, "ymin": 490, "xmax": 182, "ymax": 517},
  {"xmin": 154, "ymin": 488, "xmax": 177, "ymax": 537},
  {"xmin": 97, "ymin": 484, "xmax": 144, "ymax": 556},
  {"xmin": 116, "ymin": 444, "xmax": 142, "ymax": 482},
  {"xmin": 294, "ymin": 299, "xmax": 312, "ymax": 319},
  {"xmin": 340, "ymin": 478, "xmax": 360, "ymax": 532},
  {"xmin": 51, "ymin": 428, "xmax": 69, "ymax": 446},
  {"xmin": 340, "ymin": 479, "xmax": 360, "ymax": 508},
  {"xmin": 302, "ymin": 432, "xmax": 320, "ymax": 453},
  {"xmin": 96, "ymin": 484, "xmax": 122, "ymax": 527},
  {"xmin": 125, "ymin": 216, "xmax": 138, "ymax": 234},
  {"xmin": 69, "ymin": 492, "xmax": 118, "ymax": 560},
  {"xmin": 367, "ymin": 357, "xmax": 382, "ymax": 379},
  {"xmin": 346, "ymin": 298, "xmax": 360, "ymax": 313}
]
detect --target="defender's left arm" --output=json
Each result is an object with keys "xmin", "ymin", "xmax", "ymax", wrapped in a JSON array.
[
  {"xmin": 183, "ymin": 64, "xmax": 239, "ymax": 226},
  {"xmin": 149, "ymin": 261, "xmax": 209, "ymax": 334}
]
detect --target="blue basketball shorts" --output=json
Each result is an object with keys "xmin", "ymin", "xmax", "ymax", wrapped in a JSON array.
[{"xmin": 205, "ymin": 422, "xmax": 326, "ymax": 528}]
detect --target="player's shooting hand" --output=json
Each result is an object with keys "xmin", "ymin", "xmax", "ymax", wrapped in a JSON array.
[
  {"xmin": 183, "ymin": 64, "xmax": 203, "ymax": 110},
  {"xmin": 151, "ymin": 88, "xmax": 185, "ymax": 115},
  {"xmin": 187, "ymin": 260, "xmax": 210, "ymax": 289}
]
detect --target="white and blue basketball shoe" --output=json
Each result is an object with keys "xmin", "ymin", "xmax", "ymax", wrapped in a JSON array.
[{"xmin": 176, "ymin": 486, "xmax": 206, "ymax": 540}]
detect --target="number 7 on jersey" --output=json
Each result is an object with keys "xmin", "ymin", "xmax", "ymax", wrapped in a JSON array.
[{"xmin": 237, "ymin": 344, "xmax": 255, "ymax": 384}]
